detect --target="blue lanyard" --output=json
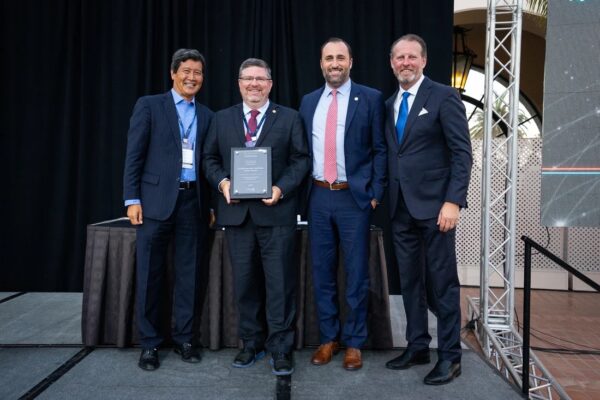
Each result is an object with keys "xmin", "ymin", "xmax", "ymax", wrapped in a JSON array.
[
  {"xmin": 177, "ymin": 111, "xmax": 197, "ymax": 141},
  {"xmin": 242, "ymin": 112, "xmax": 266, "ymax": 137}
]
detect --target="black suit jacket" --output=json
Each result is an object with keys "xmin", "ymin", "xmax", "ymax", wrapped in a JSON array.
[
  {"xmin": 385, "ymin": 77, "xmax": 472, "ymax": 219},
  {"xmin": 202, "ymin": 102, "xmax": 310, "ymax": 226},
  {"xmin": 123, "ymin": 91, "xmax": 213, "ymax": 221}
]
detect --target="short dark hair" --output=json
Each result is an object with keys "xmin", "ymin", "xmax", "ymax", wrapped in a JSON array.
[
  {"xmin": 171, "ymin": 48, "xmax": 206, "ymax": 73},
  {"xmin": 320, "ymin": 37, "xmax": 353, "ymax": 59},
  {"xmin": 238, "ymin": 58, "xmax": 272, "ymax": 79},
  {"xmin": 390, "ymin": 34, "xmax": 427, "ymax": 57}
]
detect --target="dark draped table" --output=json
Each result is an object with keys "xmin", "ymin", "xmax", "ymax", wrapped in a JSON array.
[{"xmin": 82, "ymin": 218, "xmax": 393, "ymax": 350}]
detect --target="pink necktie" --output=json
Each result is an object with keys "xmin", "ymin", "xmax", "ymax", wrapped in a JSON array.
[
  {"xmin": 324, "ymin": 89, "xmax": 338, "ymax": 184},
  {"xmin": 245, "ymin": 109, "xmax": 260, "ymax": 145}
]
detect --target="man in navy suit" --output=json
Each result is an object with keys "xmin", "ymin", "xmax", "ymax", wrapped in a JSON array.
[
  {"xmin": 203, "ymin": 58, "xmax": 310, "ymax": 375},
  {"xmin": 383, "ymin": 34, "xmax": 472, "ymax": 385},
  {"xmin": 299, "ymin": 38, "xmax": 386, "ymax": 371},
  {"xmin": 123, "ymin": 49, "xmax": 213, "ymax": 371}
]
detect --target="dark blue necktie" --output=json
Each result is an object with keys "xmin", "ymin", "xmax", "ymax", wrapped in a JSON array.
[{"xmin": 395, "ymin": 92, "xmax": 410, "ymax": 143}]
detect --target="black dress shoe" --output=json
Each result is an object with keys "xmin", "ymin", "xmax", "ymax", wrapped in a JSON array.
[
  {"xmin": 270, "ymin": 352, "xmax": 294, "ymax": 375},
  {"xmin": 423, "ymin": 360, "xmax": 461, "ymax": 385},
  {"xmin": 138, "ymin": 348, "xmax": 160, "ymax": 371},
  {"xmin": 174, "ymin": 342, "xmax": 201, "ymax": 363},
  {"xmin": 232, "ymin": 347, "xmax": 265, "ymax": 368},
  {"xmin": 385, "ymin": 348, "xmax": 430, "ymax": 370}
]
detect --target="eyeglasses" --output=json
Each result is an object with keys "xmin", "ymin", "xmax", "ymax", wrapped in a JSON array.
[{"xmin": 239, "ymin": 76, "xmax": 272, "ymax": 83}]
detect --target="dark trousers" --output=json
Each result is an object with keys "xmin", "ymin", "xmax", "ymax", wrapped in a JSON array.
[
  {"xmin": 225, "ymin": 217, "xmax": 296, "ymax": 353},
  {"xmin": 391, "ymin": 193, "xmax": 462, "ymax": 362},
  {"xmin": 308, "ymin": 185, "xmax": 371, "ymax": 348},
  {"xmin": 135, "ymin": 189, "xmax": 205, "ymax": 349}
]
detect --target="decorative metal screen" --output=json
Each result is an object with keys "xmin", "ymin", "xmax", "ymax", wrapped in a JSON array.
[{"xmin": 457, "ymin": 138, "xmax": 599, "ymax": 273}]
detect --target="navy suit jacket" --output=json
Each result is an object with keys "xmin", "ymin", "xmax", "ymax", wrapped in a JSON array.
[
  {"xmin": 123, "ymin": 91, "xmax": 213, "ymax": 221},
  {"xmin": 385, "ymin": 77, "xmax": 472, "ymax": 220},
  {"xmin": 299, "ymin": 82, "xmax": 387, "ymax": 210},
  {"xmin": 202, "ymin": 102, "xmax": 310, "ymax": 227}
]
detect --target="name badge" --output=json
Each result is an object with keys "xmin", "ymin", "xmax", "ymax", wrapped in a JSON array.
[{"xmin": 182, "ymin": 145, "xmax": 194, "ymax": 169}]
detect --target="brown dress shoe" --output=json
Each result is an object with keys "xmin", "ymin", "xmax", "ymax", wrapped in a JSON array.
[
  {"xmin": 343, "ymin": 348, "xmax": 362, "ymax": 370},
  {"xmin": 311, "ymin": 341, "xmax": 340, "ymax": 365}
]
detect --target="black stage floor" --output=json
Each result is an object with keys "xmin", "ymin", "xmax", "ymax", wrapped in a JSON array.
[{"xmin": 0, "ymin": 293, "xmax": 521, "ymax": 400}]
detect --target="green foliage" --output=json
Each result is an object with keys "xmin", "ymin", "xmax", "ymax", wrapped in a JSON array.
[{"xmin": 469, "ymin": 92, "xmax": 530, "ymax": 139}]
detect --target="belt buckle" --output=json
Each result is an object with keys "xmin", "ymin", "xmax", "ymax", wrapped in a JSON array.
[{"xmin": 329, "ymin": 182, "xmax": 340, "ymax": 191}]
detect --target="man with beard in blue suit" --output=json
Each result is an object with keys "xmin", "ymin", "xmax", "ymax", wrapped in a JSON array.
[
  {"xmin": 123, "ymin": 49, "xmax": 213, "ymax": 371},
  {"xmin": 384, "ymin": 34, "xmax": 472, "ymax": 385},
  {"xmin": 299, "ymin": 38, "xmax": 386, "ymax": 371}
]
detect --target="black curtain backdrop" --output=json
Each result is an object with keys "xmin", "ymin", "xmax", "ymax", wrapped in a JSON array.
[{"xmin": 0, "ymin": 0, "xmax": 453, "ymax": 291}]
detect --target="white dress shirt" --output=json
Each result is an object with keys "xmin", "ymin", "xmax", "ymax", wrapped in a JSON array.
[{"xmin": 393, "ymin": 74, "xmax": 425, "ymax": 122}]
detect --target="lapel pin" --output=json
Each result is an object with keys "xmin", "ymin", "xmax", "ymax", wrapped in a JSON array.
[
  {"xmin": 354, "ymin": 97, "xmax": 359, "ymax": 101},
  {"xmin": 272, "ymin": 109, "xmax": 277, "ymax": 113}
]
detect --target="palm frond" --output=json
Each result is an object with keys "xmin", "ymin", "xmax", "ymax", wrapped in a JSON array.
[{"xmin": 526, "ymin": 0, "xmax": 548, "ymax": 17}]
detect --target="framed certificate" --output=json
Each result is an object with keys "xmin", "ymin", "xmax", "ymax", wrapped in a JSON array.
[{"xmin": 230, "ymin": 147, "xmax": 272, "ymax": 199}]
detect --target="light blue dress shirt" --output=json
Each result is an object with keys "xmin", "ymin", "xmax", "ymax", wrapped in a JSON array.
[
  {"xmin": 173, "ymin": 89, "xmax": 198, "ymax": 183},
  {"xmin": 311, "ymin": 79, "xmax": 351, "ymax": 182}
]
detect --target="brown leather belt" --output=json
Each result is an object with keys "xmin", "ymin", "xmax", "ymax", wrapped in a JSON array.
[{"xmin": 313, "ymin": 179, "xmax": 349, "ymax": 190}]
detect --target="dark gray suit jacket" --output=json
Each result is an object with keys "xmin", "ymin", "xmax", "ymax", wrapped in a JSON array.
[{"xmin": 202, "ymin": 102, "xmax": 310, "ymax": 226}]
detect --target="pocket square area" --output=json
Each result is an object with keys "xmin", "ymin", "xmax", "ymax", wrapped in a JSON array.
[{"xmin": 418, "ymin": 108, "xmax": 428, "ymax": 116}]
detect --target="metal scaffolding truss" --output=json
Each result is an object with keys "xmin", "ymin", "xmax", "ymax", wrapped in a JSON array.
[{"xmin": 466, "ymin": 1, "xmax": 570, "ymax": 399}]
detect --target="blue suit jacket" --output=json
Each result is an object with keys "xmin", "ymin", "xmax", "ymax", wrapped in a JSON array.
[
  {"xmin": 385, "ymin": 77, "xmax": 472, "ymax": 220},
  {"xmin": 123, "ymin": 91, "xmax": 213, "ymax": 221},
  {"xmin": 299, "ymin": 82, "xmax": 387, "ymax": 210}
]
